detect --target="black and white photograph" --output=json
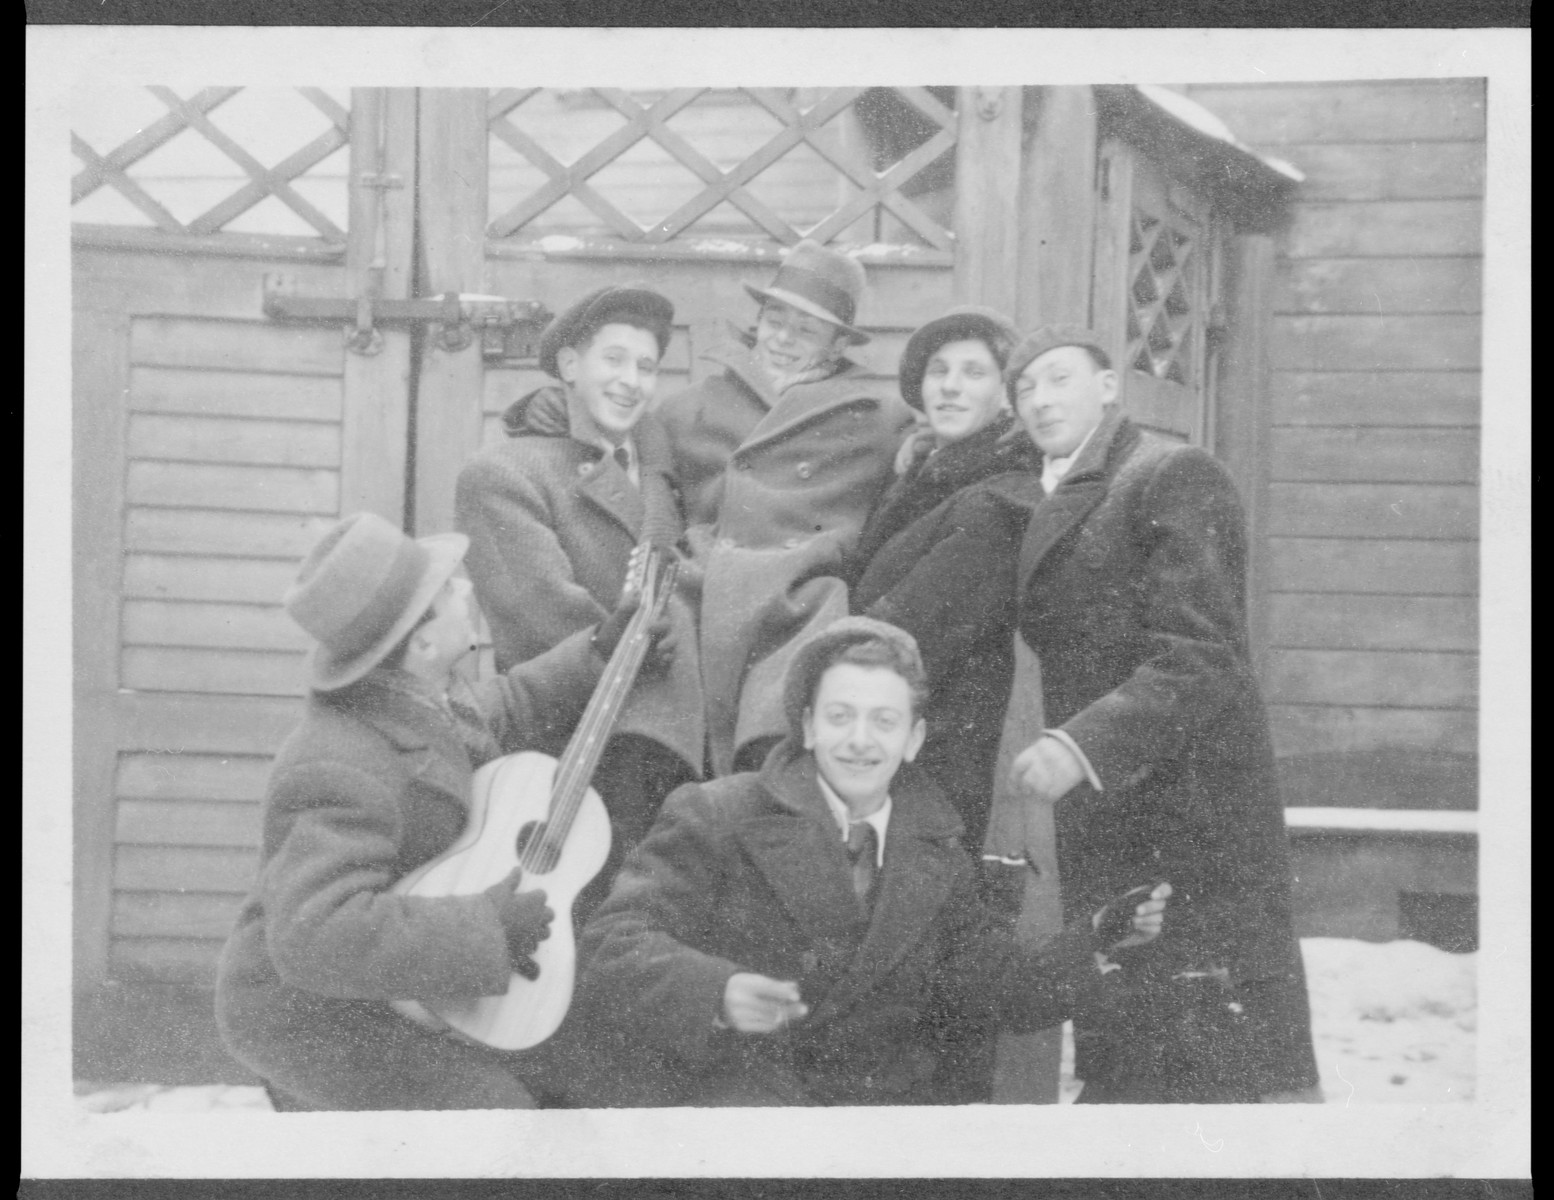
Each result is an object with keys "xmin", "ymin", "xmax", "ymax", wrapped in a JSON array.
[{"xmin": 24, "ymin": 24, "xmax": 1529, "ymax": 1182}]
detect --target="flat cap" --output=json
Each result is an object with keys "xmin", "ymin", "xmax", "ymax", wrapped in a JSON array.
[
  {"xmin": 537, "ymin": 284, "xmax": 675, "ymax": 379},
  {"xmin": 1005, "ymin": 324, "xmax": 1113, "ymax": 385},
  {"xmin": 782, "ymin": 615, "xmax": 925, "ymax": 739},
  {"xmin": 897, "ymin": 305, "xmax": 1020, "ymax": 410}
]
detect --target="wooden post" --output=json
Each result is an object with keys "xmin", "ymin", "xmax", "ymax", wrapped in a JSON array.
[
  {"xmin": 73, "ymin": 308, "xmax": 131, "ymax": 993},
  {"xmin": 340, "ymin": 88, "xmax": 417, "ymax": 526},
  {"xmin": 952, "ymin": 87, "xmax": 1023, "ymax": 313},
  {"xmin": 1016, "ymin": 86, "xmax": 1099, "ymax": 330},
  {"xmin": 413, "ymin": 89, "xmax": 491, "ymax": 536},
  {"xmin": 1215, "ymin": 234, "xmax": 1278, "ymax": 681}
]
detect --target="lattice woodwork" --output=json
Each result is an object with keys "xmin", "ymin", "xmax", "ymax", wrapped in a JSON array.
[
  {"xmin": 71, "ymin": 87, "xmax": 351, "ymax": 241},
  {"xmin": 1124, "ymin": 208, "xmax": 1199, "ymax": 385},
  {"xmin": 486, "ymin": 87, "xmax": 958, "ymax": 249}
]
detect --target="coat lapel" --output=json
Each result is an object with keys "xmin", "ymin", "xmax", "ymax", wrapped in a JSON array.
[
  {"xmin": 733, "ymin": 364, "xmax": 885, "ymax": 461},
  {"xmin": 340, "ymin": 673, "xmax": 473, "ymax": 812},
  {"xmin": 566, "ymin": 388, "xmax": 645, "ymax": 540},
  {"xmin": 733, "ymin": 756, "xmax": 868, "ymax": 952},
  {"xmin": 807, "ymin": 767, "xmax": 964, "ymax": 1027},
  {"xmin": 1017, "ymin": 408, "xmax": 1132, "ymax": 591}
]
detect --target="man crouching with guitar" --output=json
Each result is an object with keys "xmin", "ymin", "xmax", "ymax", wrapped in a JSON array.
[{"xmin": 214, "ymin": 511, "xmax": 668, "ymax": 1111}]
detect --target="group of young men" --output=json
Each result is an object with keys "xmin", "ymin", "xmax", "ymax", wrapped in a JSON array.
[{"xmin": 214, "ymin": 240, "xmax": 1321, "ymax": 1111}]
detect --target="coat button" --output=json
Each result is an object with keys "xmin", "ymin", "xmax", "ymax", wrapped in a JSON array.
[
  {"xmin": 717, "ymin": 537, "xmax": 736, "ymax": 551},
  {"xmin": 577, "ymin": 462, "xmax": 593, "ymax": 477},
  {"xmin": 795, "ymin": 462, "xmax": 812, "ymax": 479}
]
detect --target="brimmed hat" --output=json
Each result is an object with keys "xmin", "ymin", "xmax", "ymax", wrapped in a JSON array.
[
  {"xmin": 537, "ymin": 284, "xmax": 676, "ymax": 379},
  {"xmin": 782, "ymin": 616, "xmax": 926, "ymax": 740},
  {"xmin": 744, "ymin": 239, "xmax": 870, "ymax": 345},
  {"xmin": 1005, "ymin": 324, "xmax": 1114, "ymax": 396},
  {"xmin": 284, "ymin": 512, "xmax": 468, "ymax": 692},
  {"xmin": 897, "ymin": 305, "xmax": 1020, "ymax": 410}
]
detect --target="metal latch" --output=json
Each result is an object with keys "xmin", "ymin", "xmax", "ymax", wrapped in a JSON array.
[{"xmin": 263, "ymin": 273, "xmax": 552, "ymax": 360}]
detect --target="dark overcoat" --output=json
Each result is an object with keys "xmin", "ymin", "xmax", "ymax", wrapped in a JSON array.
[
  {"xmin": 454, "ymin": 385, "xmax": 704, "ymax": 777},
  {"xmin": 573, "ymin": 743, "xmax": 1111, "ymax": 1108},
  {"xmin": 657, "ymin": 341, "xmax": 914, "ymax": 773},
  {"xmin": 214, "ymin": 640, "xmax": 600, "ymax": 1110},
  {"xmin": 848, "ymin": 411, "xmax": 1037, "ymax": 851},
  {"xmin": 1007, "ymin": 406, "xmax": 1319, "ymax": 1100}
]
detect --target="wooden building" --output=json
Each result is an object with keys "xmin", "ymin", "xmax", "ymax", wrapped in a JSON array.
[{"xmin": 70, "ymin": 81, "xmax": 1482, "ymax": 1082}]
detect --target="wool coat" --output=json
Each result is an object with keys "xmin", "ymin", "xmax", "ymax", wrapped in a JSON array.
[
  {"xmin": 214, "ymin": 640, "xmax": 598, "ymax": 1111},
  {"xmin": 454, "ymin": 385, "xmax": 704, "ymax": 779},
  {"xmin": 657, "ymin": 341, "xmax": 914, "ymax": 773},
  {"xmin": 1005, "ymin": 406, "xmax": 1319, "ymax": 1101},
  {"xmin": 848, "ymin": 411, "xmax": 1038, "ymax": 853},
  {"xmin": 573, "ymin": 743, "xmax": 1112, "ymax": 1107}
]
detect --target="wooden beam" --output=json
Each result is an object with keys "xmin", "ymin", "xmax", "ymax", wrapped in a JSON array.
[
  {"xmin": 339, "ymin": 88, "xmax": 416, "ymax": 525},
  {"xmin": 1213, "ymin": 234, "xmax": 1277, "ymax": 680},
  {"xmin": 73, "ymin": 308, "xmax": 130, "ymax": 993},
  {"xmin": 951, "ymin": 87, "xmax": 1023, "ymax": 313},
  {"xmin": 1016, "ymin": 86, "xmax": 1099, "ymax": 329},
  {"xmin": 413, "ymin": 88, "xmax": 490, "ymax": 536}
]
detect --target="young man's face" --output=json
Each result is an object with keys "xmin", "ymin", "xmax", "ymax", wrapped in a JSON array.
[
  {"xmin": 1013, "ymin": 344, "xmax": 1118, "ymax": 459},
  {"xmin": 802, "ymin": 662, "xmax": 926, "ymax": 819},
  {"xmin": 921, "ymin": 337, "xmax": 1006, "ymax": 446},
  {"xmin": 753, "ymin": 299, "xmax": 847, "ymax": 380},
  {"xmin": 557, "ymin": 321, "xmax": 662, "ymax": 441}
]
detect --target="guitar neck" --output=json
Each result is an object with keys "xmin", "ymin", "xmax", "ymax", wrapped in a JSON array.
[{"xmin": 538, "ymin": 557, "xmax": 673, "ymax": 852}]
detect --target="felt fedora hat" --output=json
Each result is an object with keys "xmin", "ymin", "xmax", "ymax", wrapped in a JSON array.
[
  {"xmin": 744, "ymin": 239, "xmax": 870, "ymax": 345},
  {"xmin": 897, "ymin": 305, "xmax": 1020, "ymax": 410},
  {"xmin": 284, "ymin": 512, "xmax": 469, "ymax": 692},
  {"xmin": 537, "ymin": 283, "xmax": 676, "ymax": 379},
  {"xmin": 782, "ymin": 615, "xmax": 926, "ymax": 741}
]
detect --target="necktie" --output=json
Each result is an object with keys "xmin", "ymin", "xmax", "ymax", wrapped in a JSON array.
[
  {"xmin": 846, "ymin": 821, "xmax": 879, "ymax": 910},
  {"xmin": 613, "ymin": 444, "xmax": 631, "ymax": 474}
]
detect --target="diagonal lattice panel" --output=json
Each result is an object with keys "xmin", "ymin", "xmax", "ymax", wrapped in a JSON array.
[
  {"xmin": 1127, "ymin": 211, "xmax": 1196, "ymax": 384},
  {"xmin": 485, "ymin": 87, "xmax": 958, "ymax": 249},
  {"xmin": 72, "ymin": 87, "xmax": 351, "ymax": 241}
]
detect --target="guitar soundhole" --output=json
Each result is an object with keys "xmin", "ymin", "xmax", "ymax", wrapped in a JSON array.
[{"xmin": 514, "ymin": 820, "xmax": 560, "ymax": 875}]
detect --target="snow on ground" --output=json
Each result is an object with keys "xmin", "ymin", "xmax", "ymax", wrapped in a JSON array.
[
  {"xmin": 1302, "ymin": 937, "xmax": 1475, "ymax": 1106},
  {"xmin": 76, "ymin": 938, "xmax": 1475, "ymax": 1112}
]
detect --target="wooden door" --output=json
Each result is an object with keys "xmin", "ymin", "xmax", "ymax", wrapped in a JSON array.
[
  {"xmin": 1092, "ymin": 138, "xmax": 1226, "ymax": 446},
  {"xmin": 71, "ymin": 87, "xmax": 416, "ymax": 994}
]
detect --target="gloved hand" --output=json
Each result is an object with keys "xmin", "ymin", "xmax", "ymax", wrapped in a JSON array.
[
  {"xmin": 591, "ymin": 595, "xmax": 677, "ymax": 671},
  {"xmin": 483, "ymin": 866, "xmax": 554, "ymax": 971},
  {"xmin": 1091, "ymin": 881, "xmax": 1172, "ymax": 953}
]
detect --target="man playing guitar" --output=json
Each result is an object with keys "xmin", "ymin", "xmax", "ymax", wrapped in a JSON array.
[{"xmin": 213, "ymin": 512, "xmax": 667, "ymax": 1111}]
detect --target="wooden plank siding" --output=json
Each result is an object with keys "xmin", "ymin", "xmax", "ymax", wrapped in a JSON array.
[
  {"xmin": 76, "ymin": 242, "xmax": 348, "ymax": 992},
  {"xmin": 1186, "ymin": 80, "xmax": 1483, "ymax": 803}
]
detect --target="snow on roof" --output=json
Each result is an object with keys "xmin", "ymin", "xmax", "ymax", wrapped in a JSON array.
[{"xmin": 1135, "ymin": 84, "xmax": 1306, "ymax": 184}]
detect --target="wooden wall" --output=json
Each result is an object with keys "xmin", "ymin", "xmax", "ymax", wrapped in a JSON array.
[
  {"xmin": 1184, "ymin": 80, "xmax": 1484, "ymax": 809},
  {"xmin": 74, "ymin": 245, "xmax": 346, "ymax": 990}
]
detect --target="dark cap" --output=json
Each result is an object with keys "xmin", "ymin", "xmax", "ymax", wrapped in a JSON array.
[
  {"xmin": 782, "ymin": 616, "xmax": 926, "ymax": 740},
  {"xmin": 537, "ymin": 284, "xmax": 675, "ymax": 379},
  {"xmin": 1005, "ymin": 324, "xmax": 1113, "ymax": 388},
  {"xmin": 897, "ymin": 306, "xmax": 1020, "ymax": 410}
]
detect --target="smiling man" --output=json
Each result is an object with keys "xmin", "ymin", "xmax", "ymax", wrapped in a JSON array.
[
  {"xmin": 1002, "ymin": 324, "xmax": 1320, "ymax": 1104},
  {"xmin": 573, "ymin": 617, "xmax": 1171, "ymax": 1108},
  {"xmin": 455, "ymin": 285, "xmax": 704, "ymax": 884}
]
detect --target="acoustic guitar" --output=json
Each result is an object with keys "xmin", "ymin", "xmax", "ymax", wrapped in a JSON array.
[{"xmin": 391, "ymin": 543, "xmax": 678, "ymax": 1050}]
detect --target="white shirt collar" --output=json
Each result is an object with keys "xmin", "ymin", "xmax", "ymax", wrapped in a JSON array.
[
  {"xmin": 814, "ymin": 773, "xmax": 890, "ymax": 869},
  {"xmin": 1040, "ymin": 419, "xmax": 1103, "ymax": 494}
]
